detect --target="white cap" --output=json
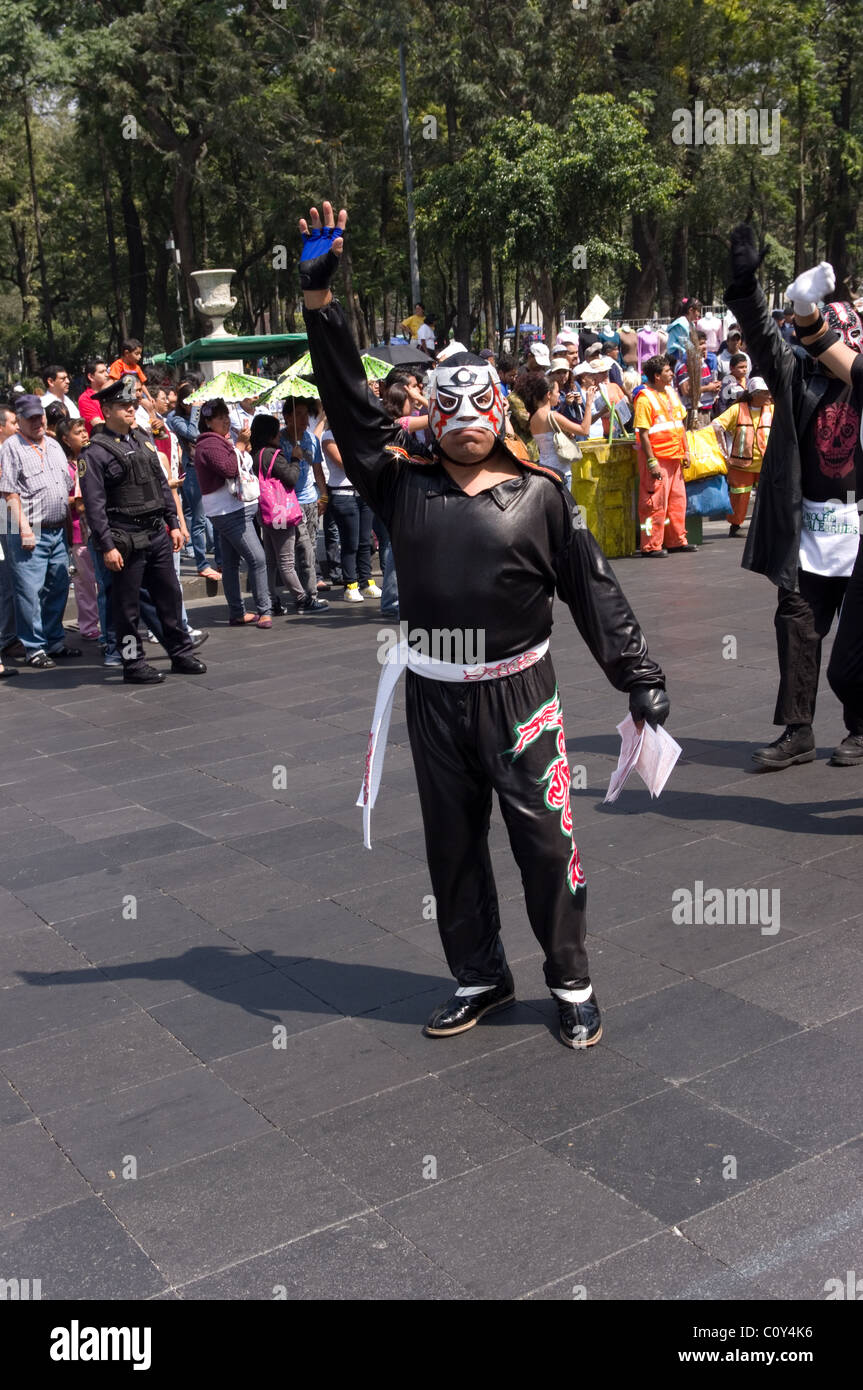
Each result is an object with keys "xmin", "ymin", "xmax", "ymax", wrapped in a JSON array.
[
  {"xmin": 747, "ymin": 376, "xmax": 770, "ymax": 394},
  {"xmin": 573, "ymin": 362, "xmax": 594, "ymax": 377},
  {"xmin": 528, "ymin": 342, "xmax": 551, "ymax": 367},
  {"xmin": 554, "ymin": 331, "xmax": 579, "ymax": 347}
]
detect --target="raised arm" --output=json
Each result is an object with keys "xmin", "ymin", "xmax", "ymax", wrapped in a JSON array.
[
  {"xmin": 299, "ymin": 202, "xmax": 403, "ymax": 517},
  {"xmin": 787, "ymin": 261, "xmax": 863, "ymax": 387},
  {"xmin": 725, "ymin": 224, "xmax": 796, "ymax": 400}
]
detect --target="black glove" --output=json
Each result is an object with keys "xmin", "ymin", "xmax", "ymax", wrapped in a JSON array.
[
  {"xmin": 729, "ymin": 223, "xmax": 766, "ymax": 288},
  {"xmin": 629, "ymin": 685, "xmax": 670, "ymax": 729},
  {"xmin": 298, "ymin": 224, "xmax": 344, "ymax": 292}
]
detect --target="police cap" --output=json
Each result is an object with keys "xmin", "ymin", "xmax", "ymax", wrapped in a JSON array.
[{"xmin": 94, "ymin": 375, "xmax": 138, "ymax": 406}]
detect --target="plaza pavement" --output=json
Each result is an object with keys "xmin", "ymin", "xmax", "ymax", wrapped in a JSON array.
[{"xmin": 0, "ymin": 523, "xmax": 861, "ymax": 1301}]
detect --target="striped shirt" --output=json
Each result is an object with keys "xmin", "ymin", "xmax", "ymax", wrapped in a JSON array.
[{"xmin": 0, "ymin": 433, "xmax": 71, "ymax": 526}]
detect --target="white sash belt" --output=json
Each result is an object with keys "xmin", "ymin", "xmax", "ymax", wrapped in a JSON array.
[{"xmin": 356, "ymin": 638, "xmax": 549, "ymax": 848}]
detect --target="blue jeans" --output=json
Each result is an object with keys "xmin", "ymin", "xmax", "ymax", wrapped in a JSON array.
[
  {"xmin": 89, "ymin": 541, "xmax": 118, "ymax": 659},
  {"xmin": 328, "ymin": 490, "xmax": 372, "ymax": 585},
  {"xmin": 0, "ymin": 551, "xmax": 17, "ymax": 647},
  {"xmin": 181, "ymin": 465, "xmax": 221, "ymax": 571},
  {"xmin": 375, "ymin": 516, "xmax": 399, "ymax": 614},
  {"xmin": 5, "ymin": 526, "xmax": 70, "ymax": 654},
  {"xmin": 210, "ymin": 505, "xmax": 271, "ymax": 619}
]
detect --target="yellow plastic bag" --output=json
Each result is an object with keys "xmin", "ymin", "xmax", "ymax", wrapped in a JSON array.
[{"xmin": 683, "ymin": 425, "xmax": 727, "ymax": 480}]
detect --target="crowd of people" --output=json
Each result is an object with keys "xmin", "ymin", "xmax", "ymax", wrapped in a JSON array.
[
  {"xmin": 0, "ymin": 340, "xmax": 441, "ymax": 678},
  {"xmin": 0, "ymin": 299, "xmax": 812, "ymax": 683}
]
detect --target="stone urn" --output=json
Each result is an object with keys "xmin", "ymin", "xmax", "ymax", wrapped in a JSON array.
[{"xmin": 191, "ymin": 269, "xmax": 238, "ymax": 338}]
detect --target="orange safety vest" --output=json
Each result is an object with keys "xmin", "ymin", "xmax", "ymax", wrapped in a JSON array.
[
  {"xmin": 639, "ymin": 387, "xmax": 687, "ymax": 460},
  {"xmin": 730, "ymin": 401, "xmax": 772, "ymax": 469}
]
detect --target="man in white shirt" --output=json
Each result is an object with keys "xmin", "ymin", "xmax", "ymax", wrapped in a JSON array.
[
  {"xmin": 417, "ymin": 314, "xmax": 437, "ymax": 356},
  {"xmin": 40, "ymin": 365, "xmax": 80, "ymax": 419}
]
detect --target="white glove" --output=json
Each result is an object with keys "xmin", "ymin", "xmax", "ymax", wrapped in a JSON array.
[{"xmin": 785, "ymin": 262, "xmax": 836, "ymax": 317}]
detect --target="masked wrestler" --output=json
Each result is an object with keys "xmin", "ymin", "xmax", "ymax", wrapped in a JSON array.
[
  {"xmin": 300, "ymin": 202, "xmax": 669, "ymax": 1049},
  {"xmin": 788, "ymin": 261, "xmax": 863, "ymax": 764},
  {"xmin": 726, "ymin": 226, "xmax": 863, "ymax": 770}
]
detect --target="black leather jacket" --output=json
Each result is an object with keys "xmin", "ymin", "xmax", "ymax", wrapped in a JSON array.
[{"xmin": 303, "ymin": 299, "xmax": 665, "ymax": 695}]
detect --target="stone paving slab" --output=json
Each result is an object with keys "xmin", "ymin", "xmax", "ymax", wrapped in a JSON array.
[{"xmin": 0, "ymin": 533, "xmax": 861, "ymax": 1299}]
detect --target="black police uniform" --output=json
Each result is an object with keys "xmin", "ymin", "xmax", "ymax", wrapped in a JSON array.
[{"xmin": 79, "ymin": 393, "xmax": 194, "ymax": 674}]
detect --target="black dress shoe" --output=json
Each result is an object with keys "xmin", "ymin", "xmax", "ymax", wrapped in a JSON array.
[
  {"xmin": 123, "ymin": 663, "xmax": 165, "ymax": 684},
  {"xmin": 752, "ymin": 724, "xmax": 815, "ymax": 770},
  {"xmin": 555, "ymin": 993, "xmax": 602, "ymax": 1048},
  {"xmin": 829, "ymin": 733, "xmax": 863, "ymax": 766},
  {"xmin": 666, "ymin": 543, "xmax": 698, "ymax": 553},
  {"xmin": 1, "ymin": 640, "xmax": 26, "ymax": 659},
  {"xmin": 728, "ymin": 524, "xmax": 743, "ymax": 537},
  {"xmin": 424, "ymin": 972, "xmax": 515, "ymax": 1037},
  {"xmin": 171, "ymin": 654, "xmax": 207, "ymax": 674},
  {"xmin": 641, "ymin": 548, "xmax": 668, "ymax": 557}
]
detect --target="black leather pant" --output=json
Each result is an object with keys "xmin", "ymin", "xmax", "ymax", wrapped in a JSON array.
[
  {"xmin": 828, "ymin": 537, "xmax": 863, "ymax": 727},
  {"xmin": 774, "ymin": 568, "xmax": 863, "ymax": 733},
  {"xmin": 405, "ymin": 654, "xmax": 590, "ymax": 991}
]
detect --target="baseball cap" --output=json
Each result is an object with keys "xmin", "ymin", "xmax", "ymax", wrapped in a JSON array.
[
  {"xmin": 527, "ymin": 343, "xmax": 551, "ymax": 367},
  {"xmin": 94, "ymin": 376, "xmax": 138, "ymax": 406},
  {"xmin": 747, "ymin": 376, "xmax": 770, "ymax": 394},
  {"xmin": 14, "ymin": 394, "xmax": 44, "ymax": 419},
  {"xmin": 478, "ymin": 348, "xmax": 495, "ymax": 361},
  {"xmin": 573, "ymin": 362, "xmax": 594, "ymax": 377}
]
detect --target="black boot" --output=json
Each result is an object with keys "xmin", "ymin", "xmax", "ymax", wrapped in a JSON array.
[
  {"xmin": 171, "ymin": 654, "xmax": 207, "ymax": 674},
  {"xmin": 555, "ymin": 992, "xmax": 602, "ymax": 1048},
  {"xmin": 751, "ymin": 724, "xmax": 816, "ymax": 770},
  {"xmin": 424, "ymin": 971, "xmax": 515, "ymax": 1037},
  {"xmin": 123, "ymin": 663, "xmax": 165, "ymax": 684},
  {"xmin": 829, "ymin": 733, "xmax": 863, "ymax": 767}
]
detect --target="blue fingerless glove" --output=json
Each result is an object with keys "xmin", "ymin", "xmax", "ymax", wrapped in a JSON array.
[{"xmin": 299, "ymin": 224, "xmax": 344, "ymax": 292}]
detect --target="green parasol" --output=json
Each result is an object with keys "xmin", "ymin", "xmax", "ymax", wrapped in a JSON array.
[
  {"xmin": 360, "ymin": 352, "xmax": 392, "ymax": 381},
  {"xmin": 185, "ymin": 370, "xmax": 275, "ymax": 404},
  {"xmin": 256, "ymin": 374, "xmax": 319, "ymax": 406}
]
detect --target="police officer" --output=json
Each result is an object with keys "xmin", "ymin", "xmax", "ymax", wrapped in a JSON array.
[{"xmin": 79, "ymin": 376, "xmax": 206, "ymax": 684}]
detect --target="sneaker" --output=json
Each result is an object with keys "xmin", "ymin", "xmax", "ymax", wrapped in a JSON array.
[
  {"xmin": 296, "ymin": 595, "xmax": 329, "ymax": 614},
  {"xmin": 27, "ymin": 651, "xmax": 55, "ymax": 669},
  {"xmin": 555, "ymin": 992, "xmax": 602, "ymax": 1048},
  {"xmin": 751, "ymin": 724, "xmax": 816, "ymax": 771},
  {"xmin": 344, "ymin": 583, "xmax": 364, "ymax": 602},
  {"xmin": 829, "ymin": 734, "xmax": 863, "ymax": 767},
  {"xmin": 363, "ymin": 581, "xmax": 383, "ymax": 597},
  {"xmin": 103, "ymin": 653, "xmax": 123, "ymax": 668}
]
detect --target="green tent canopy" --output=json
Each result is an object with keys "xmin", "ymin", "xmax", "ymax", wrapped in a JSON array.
[{"xmin": 185, "ymin": 371, "xmax": 275, "ymax": 404}]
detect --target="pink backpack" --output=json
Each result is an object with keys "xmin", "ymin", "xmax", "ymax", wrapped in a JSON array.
[{"xmin": 257, "ymin": 448, "xmax": 303, "ymax": 529}]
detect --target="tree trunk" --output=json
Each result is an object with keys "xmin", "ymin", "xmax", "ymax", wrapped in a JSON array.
[
  {"xmin": 117, "ymin": 147, "xmax": 148, "ymax": 341},
  {"xmin": 9, "ymin": 216, "xmax": 39, "ymax": 374},
  {"xmin": 455, "ymin": 243, "xmax": 471, "ymax": 345},
  {"xmin": 669, "ymin": 219, "xmax": 688, "ymax": 308},
  {"xmin": 22, "ymin": 86, "xmax": 54, "ymax": 357},
  {"xmin": 824, "ymin": 50, "xmax": 854, "ymax": 294},
  {"xmin": 171, "ymin": 145, "xmax": 203, "ymax": 322},
  {"xmin": 98, "ymin": 133, "xmax": 128, "ymax": 341},
  {"xmin": 623, "ymin": 213, "xmax": 658, "ymax": 319},
  {"xmin": 496, "ymin": 257, "xmax": 507, "ymax": 357},
  {"xmin": 480, "ymin": 246, "xmax": 495, "ymax": 350}
]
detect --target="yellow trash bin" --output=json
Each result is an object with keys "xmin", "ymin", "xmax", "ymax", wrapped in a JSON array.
[{"xmin": 570, "ymin": 439, "xmax": 639, "ymax": 559}]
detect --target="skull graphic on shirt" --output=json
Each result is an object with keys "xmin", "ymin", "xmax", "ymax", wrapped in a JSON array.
[{"xmin": 814, "ymin": 399, "xmax": 859, "ymax": 480}]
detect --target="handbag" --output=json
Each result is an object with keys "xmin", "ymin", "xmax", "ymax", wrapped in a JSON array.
[
  {"xmin": 685, "ymin": 474, "xmax": 731, "ymax": 518},
  {"xmin": 549, "ymin": 410, "xmax": 582, "ymax": 463},
  {"xmin": 228, "ymin": 446, "xmax": 261, "ymax": 504},
  {"xmin": 257, "ymin": 449, "xmax": 302, "ymax": 528}
]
